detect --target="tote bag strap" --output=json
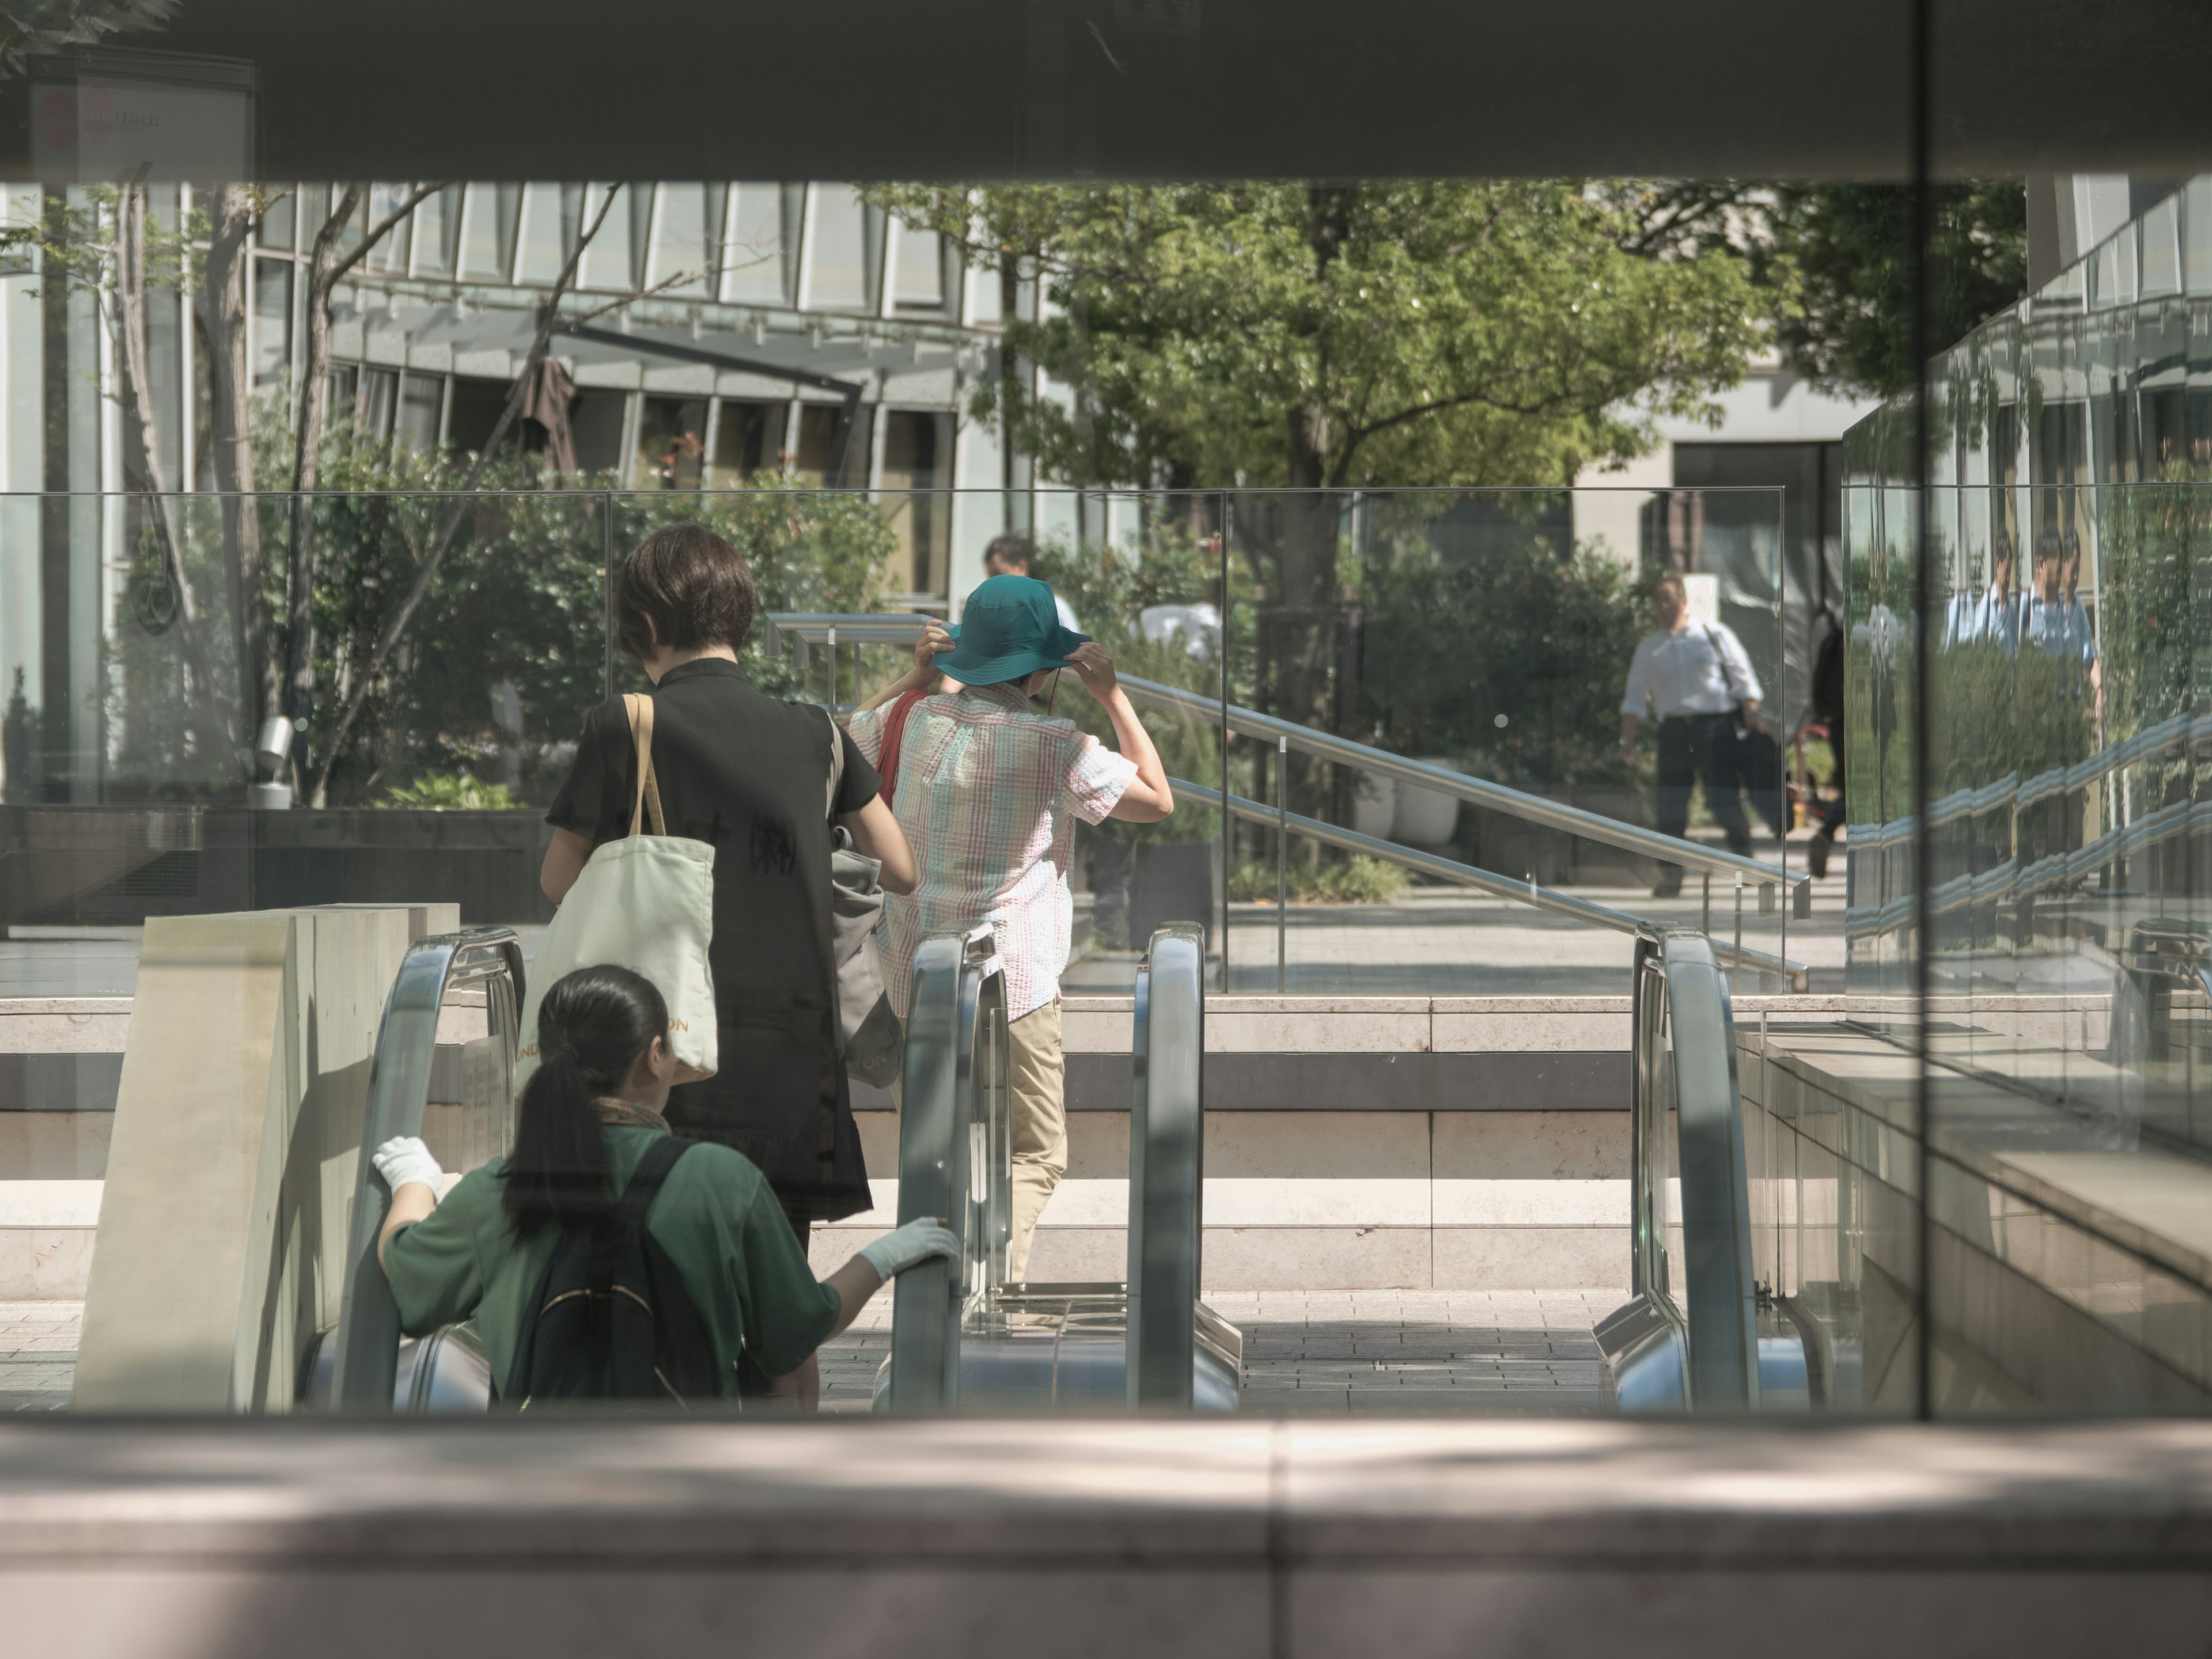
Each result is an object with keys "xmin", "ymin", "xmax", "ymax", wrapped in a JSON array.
[
  {"xmin": 622, "ymin": 692, "xmax": 667, "ymax": 838},
  {"xmin": 1702, "ymin": 624, "xmax": 1746, "ymax": 706}
]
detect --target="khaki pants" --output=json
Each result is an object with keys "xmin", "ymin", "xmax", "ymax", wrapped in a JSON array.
[{"xmin": 1006, "ymin": 999, "xmax": 1067, "ymax": 1283}]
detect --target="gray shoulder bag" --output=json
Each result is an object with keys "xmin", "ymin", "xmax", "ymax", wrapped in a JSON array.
[{"xmin": 824, "ymin": 712, "xmax": 904, "ymax": 1086}]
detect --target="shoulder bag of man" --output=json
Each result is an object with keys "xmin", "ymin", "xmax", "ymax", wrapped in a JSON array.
[
  {"xmin": 504, "ymin": 1136, "xmax": 723, "ymax": 1408},
  {"xmin": 823, "ymin": 694, "xmax": 929, "ymax": 1088}
]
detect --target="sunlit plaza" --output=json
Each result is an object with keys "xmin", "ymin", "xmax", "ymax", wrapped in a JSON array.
[{"xmin": 5, "ymin": 7, "xmax": 2212, "ymax": 1657}]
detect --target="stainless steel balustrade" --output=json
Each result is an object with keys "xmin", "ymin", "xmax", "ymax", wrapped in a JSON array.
[
  {"xmin": 1127, "ymin": 925, "xmax": 1205, "ymax": 1408},
  {"xmin": 1178, "ymin": 778, "xmax": 1810, "ymax": 992},
  {"xmin": 325, "ymin": 927, "xmax": 527, "ymax": 1412},
  {"xmin": 881, "ymin": 923, "xmax": 1240, "ymax": 1414},
  {"xmin": 763, "ymin": 613, "xmax": 1808, "ymax": 906},
  {"xmin": 885, "ymin": 926, "xmax": 1011, "ymax": 1412},
  {"xmin": 1596, "ymin": 927, "xmax": 1797, "ymax": 1412}
]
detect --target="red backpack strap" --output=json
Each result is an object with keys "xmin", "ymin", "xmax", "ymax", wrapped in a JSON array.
[{"xmin": 874, "ymin": 689, "xmax": 929, "ymax": 810}]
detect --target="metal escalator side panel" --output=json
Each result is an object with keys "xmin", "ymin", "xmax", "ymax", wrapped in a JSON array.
[
  {"xmin": 887, "ymin": 934, "xmax": 971, "ymax": 1412},
  {"xmin": 1661, "ymin": 929, "xmax": 1760, "ymax": 1411},
  {"xmin": 1129, "ymin": 925, "xmax": 1205, "ymax": 1410},
  {"xmin": 327, "ymin": 930, "xmax": 524, "ymax": 1413}
]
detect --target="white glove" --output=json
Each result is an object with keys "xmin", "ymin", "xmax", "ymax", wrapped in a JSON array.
[
  {"xmin": 858, "ymin": 1218, "xmax": 961, "ymax": 1279},
  {"xmin": 373, "ymin": 1135, "xmax": 445, "ymax": 1196}
]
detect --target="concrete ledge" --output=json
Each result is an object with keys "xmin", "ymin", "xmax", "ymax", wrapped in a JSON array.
[{"xmin": 5, "ymin": 1420, "xmax": 2212, "ymax": 1658}]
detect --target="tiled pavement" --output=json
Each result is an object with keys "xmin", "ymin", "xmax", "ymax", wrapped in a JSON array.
[
  {"xmin": 9, "ymin": 1292, "xmax": 1611, "ymax": 1415},
  {"xmin": 2, "ymin": 1301, "xmax": 81, "ymax": 1411}
]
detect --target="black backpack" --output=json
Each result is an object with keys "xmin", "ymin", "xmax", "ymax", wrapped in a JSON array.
[{"xmin": 505, "ymin": 1135, "xmax": 724, "ymax": 1408}]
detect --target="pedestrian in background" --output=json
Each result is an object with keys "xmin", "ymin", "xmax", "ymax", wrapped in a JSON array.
[{"xmin": 1618, "ymin": 571, "xmax": 1768, "ymax": 897}]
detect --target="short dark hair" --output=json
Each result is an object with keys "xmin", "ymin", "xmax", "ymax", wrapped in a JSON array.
[
  {"xmin": 1652, "ymin": 571, "xmax": 1687, "ymax": 594},
  {"xmin": 616, "ymin": 524, "xmax": 757, "ymax": 660},
  {"xmin": 983, "ymin": 533, "xmax": 1035, "ymax": 573}
]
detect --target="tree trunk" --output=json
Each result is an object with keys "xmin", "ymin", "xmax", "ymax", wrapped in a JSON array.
[
  {"xmin": 286, "ymin": 183, "xmax": 437, "ymax": 789},
  {"xmin": 200, "ymin": 185, "xmax": 272, "ymax": 733},
  {"xmin": 116, "ymin": 181, "xmax": 240, "ymax": 778},
  {"xmin": 309, "ymin": 183, "xmax": 616, "ymax": 805},
  {"xmin": 283, "ymin": 184, "xmax": 361, "ymax": 779}
]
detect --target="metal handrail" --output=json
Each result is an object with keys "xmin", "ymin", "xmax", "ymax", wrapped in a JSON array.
[
  {"xmin": 1600, "ymin": 927, "xmax": 1760, "ymax": 1412},
  {"xmin": 1127, "ymin": 924, "xmax": 1206, "ymax": 1408},
  {"xmin": 885, "ymin": 925, "xmax": 1009, "ymax": 1413},
  {"xmin": 1177, "ymin": 778, "xmax": 1809, "ymax": 991},
  {"xmin": 760, "ymin": 611, "xmax": 1804, "ymax": 902},
  {"xmin": 329, "ymin": 927, "xmax": 527, "ymax": 1411}
]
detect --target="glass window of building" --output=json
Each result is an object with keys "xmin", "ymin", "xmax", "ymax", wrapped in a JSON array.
[
  {"xmin": 648, "ymin": 184, "xmax": 712, "ymax": 297},
  {"xmin": 879, "ymin": 409, "xmax": 950, "ymax": 594},
  {"xmin": 708, "ymin": 398, "xmax": 788, "ymax": 484},
  {"xmin": 297, "ymin": 183, "xmax": 329, "ymax": 244},
  {"xmin": 634, "ymin": 396, "xmax": 707, "ymax": 487},
  {"xmin": 460, "ymin": 183, "xmax": 521, "ymax": 281},
  {"xmin": 251, "ymin": 257, "xmax": 293, "ymax": 389},
  {"xmin": 891, "ymin": 221, "xmax": 948, "ymax": 312},
  {"xmin": 365, "ymin": 183, "xmax": 415, "ymax": 273},
  {"xmin": 721, "ymin": 182, "xmax": 793, "ymax": 305},
  {"xmin": 791, "ymin": 401, "xmax": 865, "ymax": 485},
  {"xmin": 394, "ymin": 372, "xmax": 443, "ymax": 452},
  {"xmin": 569, "ymin": 389, "xmax": 626, "ymax": 474},
  {"xmin": 412, "ymin": 184, "xmax": 463, "ymax": 277},
  {"xmin": 514, "ymin": 183, "xmax": 582, "ymax": 285},
  {"xmin": 577, "ymin": 183, "xmax": 630, "ymax": 291},
  {"xmin": 447, "ymin": 377, "xmax": 512, "ymax": 456},
  {"xmin": 805, "ymin": 185, "xmax": 881, "ymax": 313},
  {"xmin": 257, "ymin": 187, "xmax": 295, "ymax": 251}
]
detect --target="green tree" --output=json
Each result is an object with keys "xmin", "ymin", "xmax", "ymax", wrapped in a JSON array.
[
  {"xmin": 870, "ymin": 183, "xmax": 1763, "ymax": 494},
  {"xmin": 1618, "ymin": 181, "xmax": 2029, "ymax": 397},
  {"xmin": 869, "ymin": 182, "xmax": 1763, "ymax": 808}
]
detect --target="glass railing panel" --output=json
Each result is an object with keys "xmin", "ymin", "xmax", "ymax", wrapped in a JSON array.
[
  {"xmin": 1892, "ymin": 476, "xmax": 2212, "ymax": 1413},
  {"xmin": 1221, "ymin": 487, "xmax": 1798, "ymax": 999}
]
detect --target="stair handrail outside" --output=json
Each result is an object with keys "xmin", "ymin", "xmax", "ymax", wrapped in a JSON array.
[
  {"xmin": 761, "ymin": 613, "xmax": 1805, "ymax": 903},
  {"xmin": 329, "ymin": 927, "xmax": 527, "ymax": 1411},
  {"xmin": 1178, "ymin": 778, "xmax": 1809, "ymax": 991}
]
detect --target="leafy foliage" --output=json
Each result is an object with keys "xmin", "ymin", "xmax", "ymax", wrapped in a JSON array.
[
  {"xmin": 379, "ymin": 772, "xmax": 521, "ymax": 810},
  {"xmin": 1229, "ymin": 854, "xmax": 1408, "ymax": 905},
  {"xmin": 867, "ymin": 183, "xmax": 1764, "ymax": 491},
  {"xmin": 1618, "ymin": 181, "xmax": 2029, "ymax": 397}
]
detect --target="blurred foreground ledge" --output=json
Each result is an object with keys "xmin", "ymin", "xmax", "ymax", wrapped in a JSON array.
[{"xmin": 5, "ymin": 1418, "xmax": 2212, "ymax": 1656}]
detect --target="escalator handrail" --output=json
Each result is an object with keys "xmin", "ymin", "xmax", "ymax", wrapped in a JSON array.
[
  {"xmin": 328, "ymin": 927, "xmax": 525, "ymax": 1411},
  {"xmin": 885, "ymin": 926, "xmax": 1006, "ymax": 1412},
  {"xmin": 1631, "ymin": 925, "xmax": 1760, "ymax": 1410},
  {"xmin": 1127, "ymin": 924, "xmax": 1205, "ymax": 1408}
]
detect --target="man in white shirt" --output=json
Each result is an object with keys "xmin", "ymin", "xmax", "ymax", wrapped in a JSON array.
[
  {"xmin": 984, "ymin": 533, "xmax": 1082, "ymax": 633},
  {"xmin": 1941, "ymin": 529, "xmax": 2020, "ymax": 654},
  {"xmin": 1618, "ymin": 571, "xmax": 1766, "ymax": 897}
]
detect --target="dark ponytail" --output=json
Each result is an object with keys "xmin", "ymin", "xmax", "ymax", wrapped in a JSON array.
[{"xmin": 503, "ymin": 964, "xmax": 671, "ymax": 1236}]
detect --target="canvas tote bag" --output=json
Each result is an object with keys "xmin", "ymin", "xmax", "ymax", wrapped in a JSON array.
[{"xmin": 516, "ymin": 693, "xmax": 717, "ymax": 1091}]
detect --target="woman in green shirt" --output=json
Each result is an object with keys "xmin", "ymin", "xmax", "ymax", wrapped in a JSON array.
[{"xmin": 372, "ymin": 964, "xmax": 955, "ymax": 1408}]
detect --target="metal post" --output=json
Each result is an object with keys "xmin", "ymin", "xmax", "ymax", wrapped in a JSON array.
[
  {"xmin": 1276, "ymin": 733, "xmax": 1289, "ymax": 994},
  {"xmin": 825, "ymin": 624, "xmax": 837, "ymax": 711},
  {"xmin": 1702, "ymin": 872, "xmax": 1711, "ymax": 935},
  {"xmin": 1733, "ymin": 872, "xmax": 1744, "ymax": 997}
]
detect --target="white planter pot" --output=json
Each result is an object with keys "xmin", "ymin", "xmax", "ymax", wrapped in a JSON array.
[
  {"xmin": 1392, "ymin": 757, "xmax": 1463, "ymax": 845},
  {"xmin": 1351, "ymin": 770, "xmax": 1397, "ymax": 839}
]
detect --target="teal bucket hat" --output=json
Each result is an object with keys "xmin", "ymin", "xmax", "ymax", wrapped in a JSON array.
[{"xmin": 937, "ymin": 574, "xmax": 1090, "ymax": 685}]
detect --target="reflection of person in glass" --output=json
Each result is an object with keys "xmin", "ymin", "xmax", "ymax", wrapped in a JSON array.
[
  {"xmin": 1941, "ymin": 528, "xmax": 2019, "ymax": 653},
  {"xmin": 983, "ymin": 533, "xmax": 1082, "ymax": 633},
  {"xmin": 2028, "ymin": 528, "xmax": 2101, "ymax": 718},
  {"xmin": 1618, "ymin": 572, "xmax": 1766, "ymax": 898}
]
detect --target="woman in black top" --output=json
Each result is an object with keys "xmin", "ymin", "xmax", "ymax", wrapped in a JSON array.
[{"xmin": 541, "ymin": 524, "xmax": 915, "ymax": 1254}]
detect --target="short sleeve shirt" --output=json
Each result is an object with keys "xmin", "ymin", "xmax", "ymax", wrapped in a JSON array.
[
  {"xmin": 381, "ymin": 1124, "xmax": 842, "ymax": 1396},
  {"xmin": 846, "ymin": 683, "xmax": 1137, "ymax": 1021},
  {"xmin": 544, "ymin": 660, "xmax": 881, "ymax": 1206}
]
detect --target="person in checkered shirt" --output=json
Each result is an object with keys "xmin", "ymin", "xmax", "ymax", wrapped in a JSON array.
[{"xmin": 849, "ymin": 575, "xmax": 1175, "ymax": 1281}]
